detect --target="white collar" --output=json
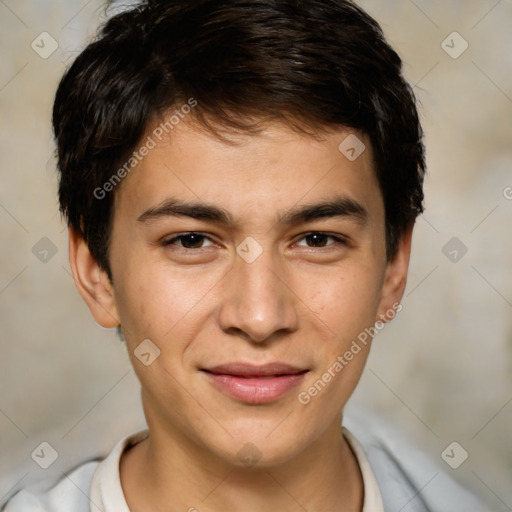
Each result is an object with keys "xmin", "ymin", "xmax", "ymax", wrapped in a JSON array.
[
  {"xmin": 89, "ymin": 427, "xmax": 384, "ymax": 512},
  {"xmin": 343, "ymin": 427, "xmax": 385, "ymax": 511}
]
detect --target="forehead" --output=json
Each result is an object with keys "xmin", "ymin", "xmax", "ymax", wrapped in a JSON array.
[{"xmin": 113, "ymin": 117, "xmax": 383, "ymax": 227}]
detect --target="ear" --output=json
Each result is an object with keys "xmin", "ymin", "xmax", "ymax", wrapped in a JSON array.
[
  {"xmin": 375, "ymin": 225, "xmax": 413, "ymax": 323},
  {"xmin": 68, "ymin": 227, "xmax": 120, "ymax": 328}
]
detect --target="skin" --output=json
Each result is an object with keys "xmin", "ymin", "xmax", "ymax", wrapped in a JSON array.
[{"xmin": 69, "ymin": 116, "xmax": 413, "ymax": 512}]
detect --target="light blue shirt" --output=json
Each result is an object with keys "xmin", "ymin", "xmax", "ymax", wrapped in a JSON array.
[{"xmin": 2, "ymin": 409, "xmax": 486, "ymax": 511}]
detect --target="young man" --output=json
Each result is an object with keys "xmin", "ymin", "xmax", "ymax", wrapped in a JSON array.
[{"xmin": 4, "ymin": 0, "xmax": 485, "ymax": 510}]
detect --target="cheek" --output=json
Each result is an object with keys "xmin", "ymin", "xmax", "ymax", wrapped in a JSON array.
[
  {"xmin": 300, "ymin": 264, "xmax": 383, "ymax": 340},
  {"xmin": 112, "ymin": 257, "xmax": 194, "ymax": 342},
  {"xmin": 295, "ymin": 271, "xmax": 380, "ymax": 417},
  {"xmin": 111, "ymin": 250, "xmax": 228, "ymax": 364}
]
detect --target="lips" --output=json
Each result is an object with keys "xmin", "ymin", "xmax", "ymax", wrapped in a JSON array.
[
  {"xmin": 201, "ymin": 363, "xmax": 309, "ymax": 404},
  {"xmin": 202, "ymin": 362, "xmax": 308, "ymax": 378}
]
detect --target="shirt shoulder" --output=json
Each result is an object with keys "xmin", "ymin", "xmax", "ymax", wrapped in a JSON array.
[
  {"xmin": 2, "ymin": 461, "xmax": 99, "ymax": 512},
  {"xmin": 3, "ymin": 430, "xmax": 148, "ymax": 512},
  {"xmin": 344, "ymin": 407, "xmax": 487, "ymax": 512}
]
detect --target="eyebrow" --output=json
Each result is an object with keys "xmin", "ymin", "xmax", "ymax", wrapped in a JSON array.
[{"xmin": 137, "ymin": 195, "xmax": 368, "ymax": 227}]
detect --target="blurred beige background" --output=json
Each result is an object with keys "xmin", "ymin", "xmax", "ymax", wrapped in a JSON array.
[{"xmin": 1, "ymin": 0, "xmax": 511, "ymax": 509}]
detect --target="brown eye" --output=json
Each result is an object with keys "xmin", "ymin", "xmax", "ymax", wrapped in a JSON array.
[
  {"xmin": 305, "ymin": 233, "xmax": 329, "ymax": 247},
  {"xmin": 163, "ymin": 233, "xmax": 214, "ymax": 249},
  {"xmin": 296, "ymin": 232, "xmax": 345, "ymax": 248}
]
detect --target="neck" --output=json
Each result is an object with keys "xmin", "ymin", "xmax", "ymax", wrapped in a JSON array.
[{"xmin": 120, "ymin": 415, "xmax": 363, "ymax": 512}]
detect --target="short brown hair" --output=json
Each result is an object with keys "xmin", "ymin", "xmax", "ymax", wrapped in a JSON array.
[{"xmin": 53, "ymin": 0, "xmax": 425, "ymax": 278}]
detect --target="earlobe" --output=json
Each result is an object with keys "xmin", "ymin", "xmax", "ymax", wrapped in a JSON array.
[
  {"xmin": 68, "ymin": 228, "xmax": 120, "ymax": 328},
  {"xmin": 376, "ymin": 225, "xmax": 413, "ymax": 323}
]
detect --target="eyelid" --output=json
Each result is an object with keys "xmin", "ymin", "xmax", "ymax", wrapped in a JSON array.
[
  {"xmin": 161, "ymin": 232, "xmax": 217, "ymax": 248},
  {"xmin": 160, "ymin": 231, "xmax": 350, "ymax": 251},
  {"xmin": 293, "ymin": 232, "xmax": 350, "ymax": 247}
]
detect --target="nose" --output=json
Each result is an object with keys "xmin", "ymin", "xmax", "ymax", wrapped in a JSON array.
[{"xmin": 217, "ymin": 246, "xmax": 299, "ymax": 343}]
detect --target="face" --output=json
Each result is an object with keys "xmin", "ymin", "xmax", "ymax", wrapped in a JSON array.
[{"xmin": 72, "ymin": 117, "xmax": 411, "ymax": 468}]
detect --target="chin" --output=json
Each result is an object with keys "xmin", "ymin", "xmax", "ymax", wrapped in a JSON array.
[{"xmin": 208, "ymin": 423, "xmax": 311, "ymax": 470}]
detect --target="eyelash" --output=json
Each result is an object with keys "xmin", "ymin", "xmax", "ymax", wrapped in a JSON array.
[{"xmin": 161, "ymin": 232, "xmax": 349, "ymax": 250}]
